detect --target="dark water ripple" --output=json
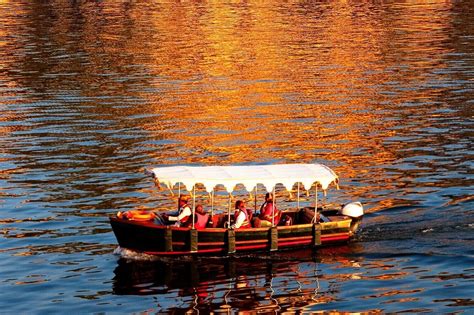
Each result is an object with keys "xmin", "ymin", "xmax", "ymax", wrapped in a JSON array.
[{"xmin": 1, "ymin": 1, "xmax": 473, "ymax": 313}]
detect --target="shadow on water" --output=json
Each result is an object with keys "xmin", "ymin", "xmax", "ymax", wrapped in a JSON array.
[{"xmin": 112, "ymin": 246, "xmax": 363, "ymax": 313}]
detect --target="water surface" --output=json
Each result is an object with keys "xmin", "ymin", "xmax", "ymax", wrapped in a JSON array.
[{"xmin": 0, "ymin": 1, "xmax": 473, "ymax": 313}]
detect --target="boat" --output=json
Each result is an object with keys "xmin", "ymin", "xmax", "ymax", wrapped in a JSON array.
[{"xmin": 109, "ymin": 164, "xmax": 364, "ymax": 256}]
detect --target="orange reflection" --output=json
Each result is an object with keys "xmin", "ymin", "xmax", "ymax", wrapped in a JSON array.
[{"xmin": 0, "ymin": 1, "xmax": 457, "ymax": 213}]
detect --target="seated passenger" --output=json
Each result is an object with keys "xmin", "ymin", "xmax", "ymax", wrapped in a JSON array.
[
  {"xmin": 257, "ymin": 193, "xmax": 281, "ymax": 227},
  {"xmin": 280, "ymin": 214, "xmax": 293, "ymax": 226},
  {"xmin": 154, "ymin": 195, "xmax": 192, "ymax": 227},
  {"xmin": 298, "ymin": 208, "xmax": 330, "ymax": 224},
  {"xmin": 189, "ymin": 204, "xmax": 209, "ymax": 229},
  {"xmin": 230, "ymin": 200, "xmax": 252, "ymax": 229}
]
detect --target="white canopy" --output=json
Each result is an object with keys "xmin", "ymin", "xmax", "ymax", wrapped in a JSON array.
[{"xmin": 148, "ymin": 163, "xmax": 338, "ymax": 193}]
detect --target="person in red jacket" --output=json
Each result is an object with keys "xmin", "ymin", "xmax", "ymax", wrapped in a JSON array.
[
  {"xmin": 258, "ymin": 193, "xmax": 281, "ymax": 227},
  {"xmin": 191, "ymin": 204, "xmax": 209, "ymax": 229}
]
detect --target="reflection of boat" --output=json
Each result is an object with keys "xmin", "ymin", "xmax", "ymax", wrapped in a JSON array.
[
  {"xmin": 110, "ymin": 164, "xmax": 364, "ymax": 256},
  {"xmin": 112, "ymin": 247, "xmax": 360, "ymax": 312},
  {"xmin": 112, "ymin": 255, "xmax": 269, "ymax": 295},
  {"xmin": 113, "ymin": 256, "xmax": 283, "ymax": 312}
]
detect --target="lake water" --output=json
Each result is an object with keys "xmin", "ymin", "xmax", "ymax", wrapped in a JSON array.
[{"xmin": 0, "ymin": 1, "xmax": 473, "ymax": 313}]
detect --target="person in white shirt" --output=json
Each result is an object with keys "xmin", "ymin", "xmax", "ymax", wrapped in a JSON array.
[
  {"xmin": 231, "ymin": 200, "xmax": 252, "ymax": 229},
  {"xmin": 155, "ymin": 195, "xmax": 192, "ymax": 226}
]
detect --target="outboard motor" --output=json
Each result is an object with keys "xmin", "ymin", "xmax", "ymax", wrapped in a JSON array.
[{"xmin": 340, "ymin": 202, "xmax": 364, "ymax": 234}]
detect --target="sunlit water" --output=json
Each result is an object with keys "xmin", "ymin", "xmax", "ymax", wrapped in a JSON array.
[{"xmin": 0, "ymin": 1, "xmax": 473, "ymax": 313}]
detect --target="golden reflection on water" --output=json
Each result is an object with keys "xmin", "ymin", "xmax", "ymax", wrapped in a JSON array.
[
  {"xmin": 0, "ymin": 0, "xmax": 465, "ymax": 257},
  {"xmin": 0, "ymin": 0, "xmax": 467, "ymax": 235},
  {"xmin": 0, "ymin": 2, "xmax": 459, "ymax": 180}
]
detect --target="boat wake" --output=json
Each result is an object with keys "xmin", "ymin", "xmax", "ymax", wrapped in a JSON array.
[
  {"xmin": 356, "ymin": 220, "xmax": 473, "ymax": 243},
  {"xmin": 113, "ymin": 247, "xmax": 205, "ymax": 262},
  {"xmin": 113, "ymin": 247, "xmax": 160, "ymax": 262}
]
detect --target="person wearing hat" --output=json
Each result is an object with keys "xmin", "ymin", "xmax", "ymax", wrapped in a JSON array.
[{"xmin": 166, "ymin": 195, "xmax": 192, "ymax": 226}]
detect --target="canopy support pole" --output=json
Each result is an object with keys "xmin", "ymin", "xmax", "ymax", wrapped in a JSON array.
[
  {"xmin": 227, "ymin": 193, "xmax": 232, "ymax": 228},
  {"xmin": 323, "ymin": 190, "xmax": 327, "ymax": 207},
  {"xmin": 211, "ymin": 190, "xmax": 214, "ymax": 218},
  {"xmin": 192, "ymin": 185, "xmax": 196, "ymax": 229},
  {"xmin": 166, "ymin": 185, "xmax": 174, "ymax": 196},
  {"xmin": 254, "ymin": 185, "xmax": 257, "ymax": 215},
  {"xmin": 272, "ymin": 187, "xmax": 276, "ymax": 227},
  {"xmin": 313, "ymin": 184, "xmax": 318, "ymax": 222},
  {"xmin": 297, "ymin": 182, "xmax": 300, "ymax": 211}
]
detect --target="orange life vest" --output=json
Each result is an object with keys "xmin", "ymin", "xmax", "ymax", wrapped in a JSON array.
[{"xmin": 117, "ymin": 210, "xmax": 155, "ymax": 221}]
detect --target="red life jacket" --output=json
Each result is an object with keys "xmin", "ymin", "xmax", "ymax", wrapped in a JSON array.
[
  {"xmin": 259, "ymin": 202, "xmax": 281, "ymax": 225},
  {"xmin": 194, "ymin": 213, "xmax": 209, "ymax": 229}
]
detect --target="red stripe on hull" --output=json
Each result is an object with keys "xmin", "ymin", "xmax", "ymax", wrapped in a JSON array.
[
  {"xmin": 321, "ymin": 234, "xmax": 350, "ymax": 242},
  {"xmin": 235, "ymin": 244, "xmax": 268, "ymax": 251},
  {"xmin": 278, "ymin": 239, "xmax": 312, "ymax": 247}
]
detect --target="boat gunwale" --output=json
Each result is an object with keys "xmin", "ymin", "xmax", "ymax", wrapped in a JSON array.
[{"xmin": 109, "ymin": 216, "xmax": 352, "ymax": 233}]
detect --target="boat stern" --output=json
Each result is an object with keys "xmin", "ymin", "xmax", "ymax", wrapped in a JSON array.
[{"xmin": 340, "ymin": 202, "xmax": 364, "ymax": 234}]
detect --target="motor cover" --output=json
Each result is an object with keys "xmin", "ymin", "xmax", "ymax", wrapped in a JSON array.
[{"xmin": 341, "ymin": 202, "xmax": 364, "ymax": 218}]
